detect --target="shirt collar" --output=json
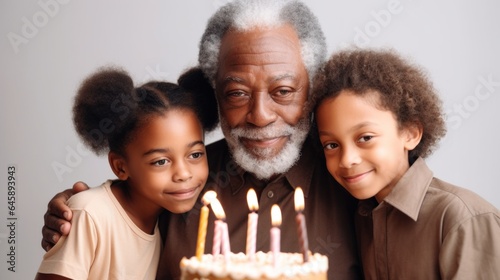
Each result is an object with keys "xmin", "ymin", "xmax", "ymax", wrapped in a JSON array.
[{"xmin": 383, "ymin": 157, "xmax": 433, "ymax": 221}]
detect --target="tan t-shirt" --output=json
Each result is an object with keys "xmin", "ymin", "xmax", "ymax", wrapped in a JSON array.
[
  {"xmin": 356, "ymin": 158, "xmax": 500, "ymax": 279},
  {"xmin": 37, "ymin": 180, "xmax": 162, "ymax": 280}
]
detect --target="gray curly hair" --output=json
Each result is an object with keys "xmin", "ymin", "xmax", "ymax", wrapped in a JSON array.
[{"xmin": 198, "ymin": 0, "xmax": 327, "ymax": 89}]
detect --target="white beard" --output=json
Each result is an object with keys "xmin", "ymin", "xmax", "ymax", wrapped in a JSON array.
[{"xmin": 221, "ymin": 117, "xmax": 310, "ymax": 180}]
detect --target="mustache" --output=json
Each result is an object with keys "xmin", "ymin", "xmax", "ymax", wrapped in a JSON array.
[{"xmin": 229, "ymin": 124, "xmax": 295, "ymax": 140}]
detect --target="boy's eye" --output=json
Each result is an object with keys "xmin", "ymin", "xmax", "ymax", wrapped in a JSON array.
[
  {"xmin": 358, "ymin": 135, "xmax": 373, "ymax": 143},
  {"xmin": 323, "ymin": 143, "xmax": 338, "ymax": 150}
]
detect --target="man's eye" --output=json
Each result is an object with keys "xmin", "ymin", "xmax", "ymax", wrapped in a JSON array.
[
  {"xmin": 273, "ymin": 87, "xmax": 295, "ymax": 98},
  {"xmin": 227, "ymin": 91, "xmax": 247, "ymax": 98},
  {"xmin": 222, "ymin": 90, "xmax": 250, "ymax": 107},
  {"xmin": 278, "ymin": 89, "xmax": 291, "ymax": 95}
]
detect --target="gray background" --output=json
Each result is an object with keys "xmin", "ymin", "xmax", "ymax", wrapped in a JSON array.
[{"xmin": 1, "ymin": 0, "xmax": 499, "ymax": 279}]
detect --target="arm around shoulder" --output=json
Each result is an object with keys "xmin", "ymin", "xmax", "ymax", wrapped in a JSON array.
[{"xmin": 41, "ymin": 181, "xmax": 90, "ymax": 251}]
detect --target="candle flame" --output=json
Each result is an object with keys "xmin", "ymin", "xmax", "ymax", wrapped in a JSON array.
[
  {"xmin": 210, "ymin": 198, "xmax": 226, "ymax": 220},
  {"xmin": 294, "ymin": 187, "xmax": 305, "ymax": 212},
  {"xmin": 202, "ymin": 190, "xmax": 217, "ymax": 205},
  {"xmin": 247, "ymin": 188, "xmax": 259, "ymax": 212},
  {"xmin": 271, "ymin": 204, "xmax": 282, "ymax": 227}
]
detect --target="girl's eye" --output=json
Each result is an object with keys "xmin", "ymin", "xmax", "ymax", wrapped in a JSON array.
[
  {"xmin": 358, "ymin": 135, "xmax": 373, "ymax": 143},
  {"xmin": 153, "ymin": 159, "xmax": 168, "ymax": 166},
  {"xmin": 190, "ymin": 152, "xmax": 204, "ymax": 159},
  {"xmin": 323, "ymin": 143, "xmax": 338, "ymax": 150}
]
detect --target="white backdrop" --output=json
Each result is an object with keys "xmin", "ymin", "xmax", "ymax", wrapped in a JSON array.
[{"xmin": 1, "ymin": 0, "xmax": 499, "ymax": 279}]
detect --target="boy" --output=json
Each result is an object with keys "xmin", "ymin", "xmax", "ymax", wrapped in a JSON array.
[{"xmin": 314, "ymin": 49, "xmax": 500, "ymax": 279}]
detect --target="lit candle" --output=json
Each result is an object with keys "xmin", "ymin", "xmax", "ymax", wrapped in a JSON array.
[
  {"xmin": 196, "ymin": 191, "xmax": 217, "ymax": 260},
  {"xmin": 246, "ymin": 188, "xmax": 259, "ymax": 261},
  {"xmin": 210, "ymin": 197, "xmax": 230, "ymax": 261},
  {"xmin": 294, "ymin": 187, "xmax": 309, "ymax": 262},
  {"xmin": 270, "ymin": 204, "xmax": 281, "ymax": 267}
]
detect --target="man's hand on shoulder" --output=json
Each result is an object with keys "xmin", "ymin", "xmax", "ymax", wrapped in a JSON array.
[{"xmin": 41, "ymin": 181, "xmax": 89, "ymax": 251}]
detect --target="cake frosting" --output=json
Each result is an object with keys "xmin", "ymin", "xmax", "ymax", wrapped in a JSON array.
[{"xmin": 180, "ymin": 251, "xmax": 328, "ymax": 280}]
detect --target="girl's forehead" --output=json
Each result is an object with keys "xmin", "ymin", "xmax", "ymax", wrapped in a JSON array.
[{"xmin": 132, "ymin": 109, "xmax": 203, "ymax": 143}]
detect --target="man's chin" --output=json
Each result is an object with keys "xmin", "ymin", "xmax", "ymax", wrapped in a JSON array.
[
  {"xmin": 229, "ymin": 140, "xmax": 302, "ymax": 180},
  {"xmin": 243, "ymin": 145, "xmax": 284, "ymax": 160},
  {"xmin": 240, "ymin": 136, "xmax": 288, "ymax": 155},
  {"xmin": 220, "ymin": 117, "xmax": 311, "ymax": 180}
]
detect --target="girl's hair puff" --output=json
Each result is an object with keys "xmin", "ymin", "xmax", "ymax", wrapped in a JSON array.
[
  {"xmin": 73, "ymin": 66, "xmax": 219, "ymax": 157},
  {"xmin": 177, "ymin": 67, "xmax": 219, "ymax": 132}
]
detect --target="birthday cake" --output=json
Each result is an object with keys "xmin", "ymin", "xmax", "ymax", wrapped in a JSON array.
[{"xmin": 179, "ymin": 251, "xmax": 328, "ymax": 280}]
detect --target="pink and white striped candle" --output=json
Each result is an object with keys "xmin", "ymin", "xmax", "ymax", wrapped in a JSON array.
[
  {"xmin": 210, "ymin": 197, "xmax": 230, "ymax": 260},
  {"xmin": 212, "ymin": 219, "xmax": 222, "ymax": 255},
  {"xmin": 270, "ymin": 204, "xmax": 281, "ymax": 267}
]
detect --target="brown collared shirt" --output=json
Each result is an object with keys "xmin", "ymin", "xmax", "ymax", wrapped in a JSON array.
[
  {"xmin": 157, "ymin": 136, "xmax": 362, "ymax": 279},
  {"xmin": 356, "ymin": 157, "xmax": 500, "ymax": 279}
]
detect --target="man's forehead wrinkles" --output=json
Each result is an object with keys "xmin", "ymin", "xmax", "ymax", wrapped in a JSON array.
[
  {"xmin": 232, "ymin": 49, "xmax": 294, "ymax": 55},
  {"xmin": 222, "ymin": 76, "xmax": 245, "ymax": 83},
  {"xmin": 272, "ymin": 73, "xmax": 296, "ymax": 82},
  {"xmin": 224, "ymin": 53, "xmax": 296, "ymax": 64},
  {"xmin": 221, "ymin": 72, "xmax": 296, "ymax": 85}
]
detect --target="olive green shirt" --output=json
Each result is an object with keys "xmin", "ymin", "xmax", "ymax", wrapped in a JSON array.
[{"xmin": 356, "ymin": 157, "xmax": 500, "ymax": 279}]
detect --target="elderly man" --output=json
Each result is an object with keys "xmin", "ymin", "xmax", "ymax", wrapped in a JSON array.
[{"xmin": 41, "ymin": 1, "xmax": 362, "ymax": 279}]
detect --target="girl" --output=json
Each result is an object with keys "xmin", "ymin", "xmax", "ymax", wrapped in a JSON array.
[
  {"xmin": 313, "ymin": 49, "xmax": 500, "ymax": 279},
  {"xmin": 36, "ymin": 67, "xmax": 218, "ymax": 279}
]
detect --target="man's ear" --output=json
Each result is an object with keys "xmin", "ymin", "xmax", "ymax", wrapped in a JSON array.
[
  {"xmin": 404, "ymin": 122, "xmax": 423, "ymax": 151},
  {"xmin": 108, "ymin": 152, "xmax": 129, "ymax": 180}
]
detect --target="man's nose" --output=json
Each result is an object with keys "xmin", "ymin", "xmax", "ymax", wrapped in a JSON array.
[{"xmin": 246, "ymin": 92, "xmax": 277, "ymax": 127}]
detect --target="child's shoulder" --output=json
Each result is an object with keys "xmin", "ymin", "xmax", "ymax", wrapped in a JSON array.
[
  {"xmin": 428, "ymin": 177, "xmax": 499, "ymax": 220},
  {"xmin": 67, "ymin": 180, "xmax": 113, "ymax": 210}
]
